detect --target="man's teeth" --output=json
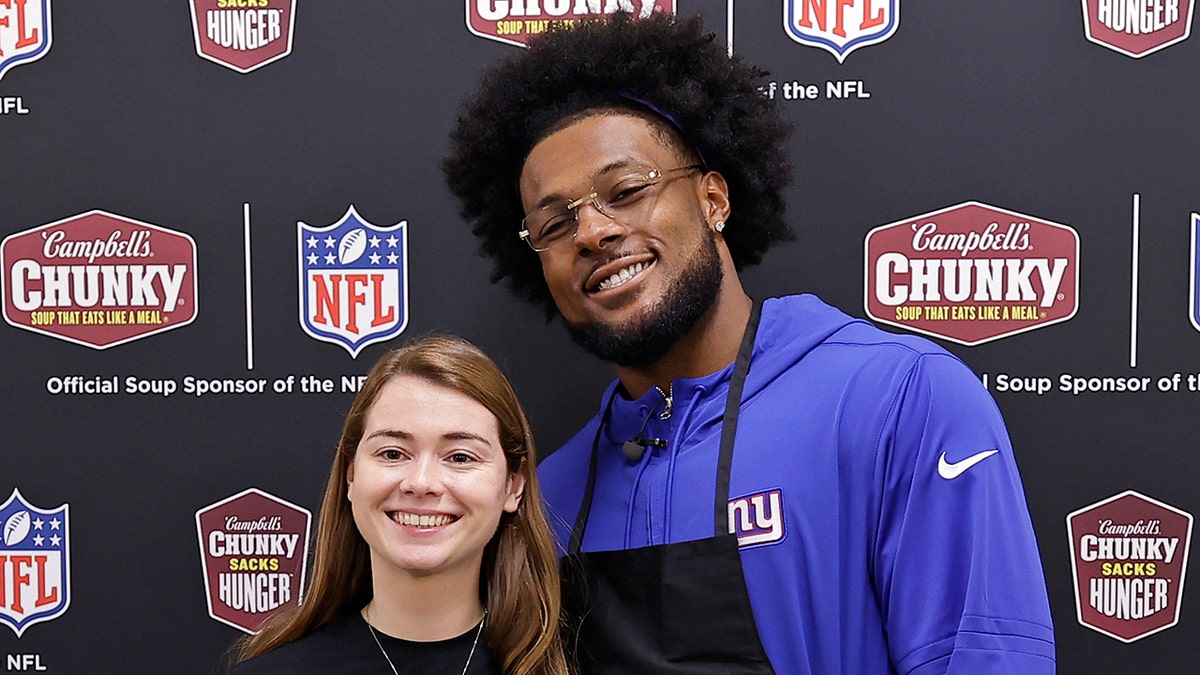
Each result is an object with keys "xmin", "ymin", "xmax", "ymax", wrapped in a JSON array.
[
  {"xmin": 392, "ymin": 513, "xmax": 454, "ymax": 527},
  {"xmin": 598, "ymin": 262, "xmax": 648, "ymax": 291}
]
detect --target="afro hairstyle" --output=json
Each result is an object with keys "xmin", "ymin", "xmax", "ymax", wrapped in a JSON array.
[{"xmin": 443, "ymin": 11, "xmax": 794, "ymax": 317}]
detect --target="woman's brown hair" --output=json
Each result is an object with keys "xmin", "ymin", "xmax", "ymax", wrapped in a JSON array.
[{"xmin": 234, "ymin": 335, "xmax": 569, "ymax": 674}]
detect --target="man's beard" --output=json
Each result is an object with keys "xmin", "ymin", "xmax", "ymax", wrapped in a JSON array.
[{"xmin": 564, "ymin": 231, "xmax": 723, "ymax": 368}]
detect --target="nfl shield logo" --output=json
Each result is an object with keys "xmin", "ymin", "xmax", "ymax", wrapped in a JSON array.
[
  {"xmin": 0, "ymin": 0, "xmax": 52, "ymax": 82},
  {"xmin": 298, "ymin": 206, "xmax": 408, "ymax": 357},
  {"xmin": 784, "ymin": 0, "xmax": 900, "ymax": 63},
  {"xmin": 1191, "ymin": 213, "xmax": 1200, "ymax": 333},
  {"xmin": 0, "ymin": 489, "xmax": 70, "ymax": 638}
]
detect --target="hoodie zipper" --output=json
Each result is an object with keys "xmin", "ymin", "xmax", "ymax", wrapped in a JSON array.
[
  {"xmin": 626, "ymin": 384, "xmax": 672, "ymax": 548},
  {"xmin": 628, "ymin": 382, "xmax": 705, "ymax": 547},
  {"xmin": 654, "ymin": 384, "xmax": 673, "ymax": 420}
]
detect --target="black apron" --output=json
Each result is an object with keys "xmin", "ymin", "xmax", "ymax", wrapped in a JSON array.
[{"xmin": 560, "ymin": 303, "xmax": 775, "ymax": 674}]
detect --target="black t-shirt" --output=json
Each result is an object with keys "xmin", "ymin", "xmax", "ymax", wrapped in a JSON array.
[{"xmin": 230, "ymin": 611, "xmax": 499, "ymax": 674}]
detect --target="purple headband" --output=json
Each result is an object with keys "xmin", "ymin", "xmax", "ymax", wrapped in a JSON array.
[{"xmin": 617, "ymin": 92, "xmax": 707, "ymax": 168}]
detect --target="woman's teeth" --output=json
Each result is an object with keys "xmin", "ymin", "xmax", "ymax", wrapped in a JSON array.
[{"xmin": 392, "ymin": 513, "xmax": 454, "ymax": 527}]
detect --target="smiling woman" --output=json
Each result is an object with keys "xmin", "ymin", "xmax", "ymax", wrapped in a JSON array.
[
  {"xmin": 227, "ymin": 336, "xmax": 569, "ymax": 675},
  {"xmin": 348, "ymin": 373, "xmax": 524, "ymax": 590}
]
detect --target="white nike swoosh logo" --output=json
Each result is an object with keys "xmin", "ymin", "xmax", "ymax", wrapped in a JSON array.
[{"xmin": 937, "ymin": 450, "xmax": 999, "ymax": 479}]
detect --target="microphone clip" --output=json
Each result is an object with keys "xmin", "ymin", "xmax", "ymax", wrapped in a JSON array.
[
  {"xmin": 622, "ymin": 391, "xmax": 672, "ymax": 462},
  {"xmin": 623, "ymin": 436, "xmax": 667, "ymax": 462}
]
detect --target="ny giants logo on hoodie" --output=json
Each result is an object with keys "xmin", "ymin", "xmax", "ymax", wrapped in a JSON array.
[
  {"xmin": 728, "ymin": 489, "xmax": 785, "ymax": 548},
  {"xmin": 864, "ymin": 202, "xmax": 1079, "ymax": 346},
  {"xmin": 466, "ymin": 0, "xmax": 675, "ymax": 48}
]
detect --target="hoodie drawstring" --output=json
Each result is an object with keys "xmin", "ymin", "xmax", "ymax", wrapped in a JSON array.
[{"xmin": 662, "ymin": 387, "xmax": 706, "ymax": 540}]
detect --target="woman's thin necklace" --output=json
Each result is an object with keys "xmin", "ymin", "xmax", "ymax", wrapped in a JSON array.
[{"xmin": 364, "ymin": 605, "xmax": 487, "ymax": 675}]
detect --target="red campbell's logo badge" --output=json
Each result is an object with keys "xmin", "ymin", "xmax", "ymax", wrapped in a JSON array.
[
  {"xmin": 1082, "ymin": 0, "xmax": 1195, "ymax": 58},
  {"xmin": 189, "ymin": 0, "xmax": 296, "ymax": 73},
  {"xmin": 1067, "ymin": 491, "xmax": 1193, "ymax": 642},
  {"xmin": 466, "ymin": 0, "xmax": 675, "ymax": 48},
  {"xmin": 196, "ymin": 488, "xmax": 311, "ymax": 634},
  {"xmin": 2, "ymin": 210, "xmax": 199, "ymax": 349},
  {"xmin": 864, "ymin": 202, "xmax": 1079, "ymax": 346}
]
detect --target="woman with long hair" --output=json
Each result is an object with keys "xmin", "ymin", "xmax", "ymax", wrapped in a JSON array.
[{"xmin": 230, "ymin": 335, "xmax": 569, "ymax": 674}]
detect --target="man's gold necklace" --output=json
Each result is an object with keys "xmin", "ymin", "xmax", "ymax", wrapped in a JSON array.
[{"xmin": 365, "ymin": 606, "xmax": 487, "ymax": 675}]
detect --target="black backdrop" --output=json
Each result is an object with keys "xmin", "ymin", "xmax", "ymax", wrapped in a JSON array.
[{"xmin": 1, "ymin": 2, "xmax": 1196, "ymax": 673}]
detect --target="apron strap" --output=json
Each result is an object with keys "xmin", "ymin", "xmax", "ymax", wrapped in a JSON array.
[
  {"xmin": 714, "ymin": 300, "xmax": 761, "ymax": 535},
  {"xmin": 569, "ymin": 387, "xmax": 620, "ymax": 554}
]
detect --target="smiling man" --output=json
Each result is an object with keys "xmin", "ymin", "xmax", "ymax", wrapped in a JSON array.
[{"xmin": 444, "ymin": 12, "xmax": 1055, "ymax": 675}]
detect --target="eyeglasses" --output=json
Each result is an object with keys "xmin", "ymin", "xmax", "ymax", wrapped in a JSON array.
[{"xmin": 519, "ymin": 164, "xmax": 705, "ymax": 252}]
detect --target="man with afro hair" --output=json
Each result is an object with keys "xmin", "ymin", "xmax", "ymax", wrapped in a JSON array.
[{"xmin": 444, "ymin": 11, "xmax": 1054, "ymax": 675}]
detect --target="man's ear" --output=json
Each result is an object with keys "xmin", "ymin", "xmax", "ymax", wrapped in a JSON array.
[{"xmin": 698, "ymin": 170, "xmax": 731, "ymax": 230}]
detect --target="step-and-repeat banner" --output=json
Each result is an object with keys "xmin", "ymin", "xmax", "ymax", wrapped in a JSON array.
[{"xmin": 1, "ymin": 2, "xmax": 1195, "ymax": 673}]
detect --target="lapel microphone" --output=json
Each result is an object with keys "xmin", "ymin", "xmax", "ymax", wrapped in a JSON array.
[
  {"xmin": 623, "ymin": 435, "xmax": 668, "ymax": 462},
  {"xmin": 623, "ymin": 394, "xmax": 669, "ymax": 462}
]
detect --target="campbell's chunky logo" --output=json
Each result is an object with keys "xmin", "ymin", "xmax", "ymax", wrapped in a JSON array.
[
  {"xmin": 864, "ymin": 202, "xmax": 1079, "ymax": 346},
  {"xmin": 0, "ymin": 0, "xmax": 50, "ymax": 82},
  {"xmin": 1068, "ymin": 491, "xmax": 1193, "ymax": 642},
  {"xmin": 467, "ymin": 0, "xmax": 675, "ymax": 48},
  {"xmin": 784, "ymin": 0, "xmax": 898, "ymax": 63},
  {"xmin": 0, "ymin": 488, "xmax": 69, "ymax": 638},
  {"xmin": 1, "ymin": 210, "xmax": 199, "ymax": 349},
  {"xmin": 1082, "ymin": 0, "xmax": 1195, "ymax": 57},
  {"xmin": 298, "ymin": 205, "xmax": 408, "ymax": 358},
  {"xmin": 189, "ymin": 0, "xmax": 295, "ymax": 73},
  {"xmin": 196, "ymin": 488, "xmax": 311, "ymax": 634}
]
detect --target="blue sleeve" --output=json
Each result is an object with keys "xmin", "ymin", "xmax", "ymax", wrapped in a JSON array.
[
  {"xmin": 873, "ymin": 353, "xmax": 1055, "ymax": 674},
  {"xmin": 536, "ymin": 418, "xmax": 601, "ymax": 555}
]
